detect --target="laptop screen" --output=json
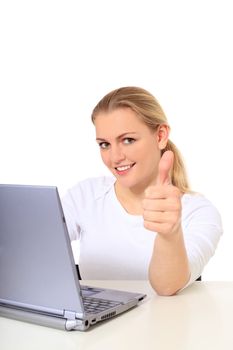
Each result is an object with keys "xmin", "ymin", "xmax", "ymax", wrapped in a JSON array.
[{"xmin": 0, "ymin": 185, "xmax": 83, "ymax": 315}]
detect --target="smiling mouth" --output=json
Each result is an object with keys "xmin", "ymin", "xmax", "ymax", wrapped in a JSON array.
[{"xmin": 115, "ymin": 163, "xmax": 136, "ymax": 172}]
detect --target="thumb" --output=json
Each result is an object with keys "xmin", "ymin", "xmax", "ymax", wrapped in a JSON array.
[{"xmin": 156, "ymin": 150, "xmax": 174, "ymax": 185}]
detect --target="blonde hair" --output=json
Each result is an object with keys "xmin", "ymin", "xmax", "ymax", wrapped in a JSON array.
[{"xmin": 91, "ymin": 86, "xmax": 190, "ymax": 193}]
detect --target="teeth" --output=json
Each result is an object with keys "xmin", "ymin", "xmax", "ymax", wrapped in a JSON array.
[{"xmin": 116, "ymin": 165, "xmax": 132, "ymax": 171}]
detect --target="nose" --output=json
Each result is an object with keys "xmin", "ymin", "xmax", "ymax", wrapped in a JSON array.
[{"xmin": 110, "ymin": 144, "xmax": 126, "ymax": 164}]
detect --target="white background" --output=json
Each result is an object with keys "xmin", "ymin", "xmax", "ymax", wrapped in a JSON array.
[{"xmin": 0, "ymin": 0, "xmax": 232, "ymax": 280}]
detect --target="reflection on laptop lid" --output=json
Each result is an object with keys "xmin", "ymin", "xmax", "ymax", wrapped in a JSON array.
[{"xmin": 0, "ymin": 184, "xmax": 146, "ymax": 331}]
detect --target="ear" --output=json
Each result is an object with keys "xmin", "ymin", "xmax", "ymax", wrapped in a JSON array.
[{"xmin": 156, "ymin": 124, "xmax": 170, "ymax": 150}]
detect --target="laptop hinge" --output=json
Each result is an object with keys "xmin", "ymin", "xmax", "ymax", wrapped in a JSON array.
[
  {"xmin": 64, "ymin": 310, "xmax": 76, "ymax": 320},
  {"xmin": 64, "ymin": 310, "xmax": 84, "ymax": 320}
]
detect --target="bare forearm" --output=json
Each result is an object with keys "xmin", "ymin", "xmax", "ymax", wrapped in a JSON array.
[{"xmin": 149, "ymin": 229, "xmax": 190, "ymax": 296}]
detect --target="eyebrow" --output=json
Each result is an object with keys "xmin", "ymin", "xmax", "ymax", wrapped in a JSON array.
[{"xmin": 96, "ymin": 132, "xmax": 138, "ymax": 142}]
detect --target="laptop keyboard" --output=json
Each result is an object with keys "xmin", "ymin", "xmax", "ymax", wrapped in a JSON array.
[{"xmin": 83, "ymin": 296, "xmax": 121, "ymax": 314}]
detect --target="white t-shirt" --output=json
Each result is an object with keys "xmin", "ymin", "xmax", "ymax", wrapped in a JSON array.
[{"xmin": 62, "ymin": 176, "xmax": 223, "ymax": 285}]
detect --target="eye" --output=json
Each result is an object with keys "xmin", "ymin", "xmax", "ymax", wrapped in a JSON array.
[
  {"xmin": 98, "ymin": 141, "xmax": 110, "ymax": 149},
  {"xmin": 123, "ymin": 138, "xmax": 136, "ymax": 145}
]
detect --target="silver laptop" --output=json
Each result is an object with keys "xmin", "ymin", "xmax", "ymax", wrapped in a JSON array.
[{"xmin": 0, "ymin": 184, "xmax": 146, "ymax": 331}]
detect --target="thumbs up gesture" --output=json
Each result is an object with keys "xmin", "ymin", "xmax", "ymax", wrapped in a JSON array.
[{"xmin": 142, "ymin": 151, "xmax": 182, "ymax": 236}]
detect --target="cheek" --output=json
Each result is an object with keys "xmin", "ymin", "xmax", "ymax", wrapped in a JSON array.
[
  {"xmin": 100, "ymin": 151, "xmax": 110, "ymax": 166},
  {"xmin": 133, "ymin": 141, "xmax": 159, "ymax": 159},
  {"xmin": 136, "ymin": 143, "xmax": 161, "ymax": 168}
]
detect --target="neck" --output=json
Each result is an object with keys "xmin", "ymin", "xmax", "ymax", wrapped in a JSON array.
[{"xmin": 114, "ymin": 182, "xmax": 146, "ymax": 215}]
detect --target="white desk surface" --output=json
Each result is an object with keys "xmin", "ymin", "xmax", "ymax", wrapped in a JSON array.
[{"xmin": 1, "ymin": 280, "xmax": 233, "ymax": 350}]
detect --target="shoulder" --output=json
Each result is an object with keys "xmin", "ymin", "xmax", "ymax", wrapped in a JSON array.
[
  {"xmin": 182, "ymin": 193, "xmax": 222, "ymax": 228},
  {"xmin": 66, "ymin": 176, "xmax": 116, "ymax": 201}
]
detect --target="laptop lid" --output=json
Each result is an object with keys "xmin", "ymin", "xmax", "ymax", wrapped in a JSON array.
[{"xmin": 0, "ymin": 184, "xmax": 84, "ymax": 317}]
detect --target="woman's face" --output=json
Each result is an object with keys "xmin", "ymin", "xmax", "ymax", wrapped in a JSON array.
[{"xmin": 94, "ymin": 107, "xmax": 169, "ymax": 192}]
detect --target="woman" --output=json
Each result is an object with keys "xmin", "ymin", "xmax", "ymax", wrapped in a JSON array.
[{"xmin": 62, "ymin": 86, "xmax": 222, "ymax": 295}]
